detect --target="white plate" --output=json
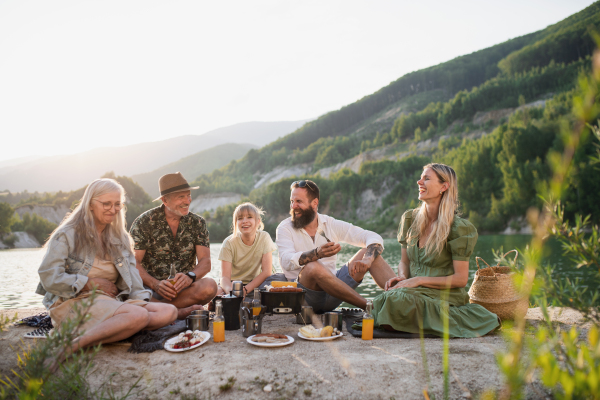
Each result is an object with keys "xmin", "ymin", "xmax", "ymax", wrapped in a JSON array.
[
  {"xmin": 247, "ymin": 334, "xmax": 294, "ymax": 347},
  {"xmin": 164, "ymin": 332, "xmax": 211, "ymax": 352},
  {"xmin": 298, "ymin": 331, "xmax": 343, "ymax": 341}
]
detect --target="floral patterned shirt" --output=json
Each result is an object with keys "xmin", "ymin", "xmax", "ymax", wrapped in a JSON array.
[{"xmin": 130, "ymin": 205, "xmax": 210, "ymax": 280}]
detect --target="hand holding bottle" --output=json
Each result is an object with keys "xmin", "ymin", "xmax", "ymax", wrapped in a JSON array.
[
  {"xmin": 154, "ymin": 280, "xmax": 178, "ymax": 300},
  {"xmin": 157, "ymin": 263, "xmax": 180, "ymax": 300}
]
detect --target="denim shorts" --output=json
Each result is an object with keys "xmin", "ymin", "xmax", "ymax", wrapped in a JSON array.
[{"xmin": 297, "ymin": 264, "xmax": 359, "ymax": 313}]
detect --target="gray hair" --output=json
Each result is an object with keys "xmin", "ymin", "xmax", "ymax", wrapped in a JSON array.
[{"xmin": 45, "ymin": 178, "xmax": 133, "ymax": 260}]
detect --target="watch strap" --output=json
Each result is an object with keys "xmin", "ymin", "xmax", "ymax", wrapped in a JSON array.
[{"xmin": 186, "ymin": 272, "xmax": 196, "ymax": 282}]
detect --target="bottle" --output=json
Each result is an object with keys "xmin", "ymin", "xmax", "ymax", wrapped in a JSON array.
[
  {"xmin": 252, "ymin": 288, "xmax": 262, "ymax": 316},
  {"xmin": 213, "ymin": 300, "xmax": 225, "ymax": 342},
  {"xmin": 167, "ymin": 264, "xmax": 177, "ymax": 285},
  {"xmin": 362, "ymin": 300, "xmax": 374, "ymax": 340}
]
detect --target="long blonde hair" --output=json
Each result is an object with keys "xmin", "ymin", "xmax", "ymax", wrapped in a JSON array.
[
  {"xmin": 408, "ymin": 163, "xmax": 459, "ymax": 255},
  {"xmin": 232, "ymin": 202, "xmax": 265, "ymax": 236},
  {"xmin": 45, "ymin": 179, "xmax": 133, "ymax": 260}
]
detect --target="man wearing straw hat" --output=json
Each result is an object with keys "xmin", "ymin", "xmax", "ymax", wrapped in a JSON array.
[{"xmin": 130, "ymin": 172, "xmax": 218, "ymax": 319}]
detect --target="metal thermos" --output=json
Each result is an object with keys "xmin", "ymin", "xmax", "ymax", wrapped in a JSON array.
[
  {"xmin": 186, "ymin": 315, "xmax": 208, "ymax": 331},
  {"xmin": 241, "ymin": 306, "xmax": 266, "ymax": 337},
  {"xmin": 232, "ymin": 281, "xmax": 244, "ymax": 297},
  {"xmin": 191, "ymin": 309, "xmax": 209, "ymax": 318},
  {"xmin": 323, "ymin": 311, "xmax": 343, "ymax": 331}
]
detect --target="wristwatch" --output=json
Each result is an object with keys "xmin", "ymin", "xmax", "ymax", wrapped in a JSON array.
[{"xmin": 185, "ymin": 271, "xmax": 196, "ymax": 282}]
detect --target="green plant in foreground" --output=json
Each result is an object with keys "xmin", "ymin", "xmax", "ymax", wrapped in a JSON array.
[
  {"xmin": 0, "ymin": 291, "xmax": 139, "ymax": 400},
  {"xmin": 218, "ymin": 376, "xmax": 236, "ymax": 392},
  {"xmin": 0, "ymin": 313, "xmax": 17, "ymax": 332},
  {"xmin": 1, "ymin": 294, "xmax": 97, "ymax": 399},
  {"xmin": 492, "ymin": 42, "xmax": 600, "ymax": 400},
  {"xmin": 441, "ymin": 289, "xmax": 450, "ymax": 400}
]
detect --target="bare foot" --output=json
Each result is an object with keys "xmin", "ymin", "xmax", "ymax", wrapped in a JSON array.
[
  {"xmin": 207, "ymin": 300, "xmax": 215, "ymax": 312},
  {"xmin": 177, "ymin": 304, "xmax": 204, "ymax": 319}
]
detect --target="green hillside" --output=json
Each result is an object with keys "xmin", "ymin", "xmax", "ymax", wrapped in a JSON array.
[
  {"xmin": 194, "ymin": 2, "xmax": 600, "ymax": 241},
  {"xmin": 131, "ymin": 143, "xmax": 256, "ymax": 198},
  {"xmin": 3, "ymin": 3, "xmax": 599, "ymax": 244}
]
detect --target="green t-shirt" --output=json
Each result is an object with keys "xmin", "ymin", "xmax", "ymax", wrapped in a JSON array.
[{"xmin": 218, "ymin": 231, "xmax": 277, "ymax": 284}]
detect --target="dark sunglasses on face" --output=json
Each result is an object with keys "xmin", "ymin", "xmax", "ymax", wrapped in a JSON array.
[{"xmin": 291, "ymin": 180, "xmax": 317, "ymax": 192}]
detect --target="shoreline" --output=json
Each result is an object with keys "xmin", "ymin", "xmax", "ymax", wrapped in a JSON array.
[{"xmin": 1, "ymin": 307, "xmax": 590, "ymax": 399}]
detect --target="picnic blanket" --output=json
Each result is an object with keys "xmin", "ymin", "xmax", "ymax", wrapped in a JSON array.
[
  {"xmin": 128, "ymin": 320, "xmax": 187, "ymax": 353},
  {"xmin": 341, "ymin": 309, "xmax": 437, "ymax": 339}
]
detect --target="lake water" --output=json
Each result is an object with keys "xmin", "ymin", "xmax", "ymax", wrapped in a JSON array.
[{"xmin": 0, "ymin": 235, "xmax": 579, "ymax": 310}]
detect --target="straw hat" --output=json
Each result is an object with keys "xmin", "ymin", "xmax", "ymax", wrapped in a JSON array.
[{"xmin": 154, "ymin": 172, "xmax": 199, "ymax": 201}]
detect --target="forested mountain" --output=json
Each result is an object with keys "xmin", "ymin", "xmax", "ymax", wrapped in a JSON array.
[
  {"xmin": 193, "ymin": 2, "xmax": 600, "ymax": 241},
  {"xmin": 131, "ymin": 143, "xmax": 256, "ymax": 198},
  {"xmin": 2, "ymin": 3, "xmax": 598, "ymax": 246}
]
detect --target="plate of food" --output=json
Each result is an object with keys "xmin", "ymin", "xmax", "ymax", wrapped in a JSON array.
[
  {"xmin": 165, "ymin": 330, "xmax": 210, "ymax": 352},
  {"xmin": 247, "ymin": 334, "xmax": 294, "ymax": 347},
  {"xmin": 298, "ymin": 325, "xmax": 343, "ymax": 341}
]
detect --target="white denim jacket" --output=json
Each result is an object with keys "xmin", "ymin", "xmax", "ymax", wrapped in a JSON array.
[{"xmin": 36, "ymin": 227, "xmax": 151, "ymax": 309}]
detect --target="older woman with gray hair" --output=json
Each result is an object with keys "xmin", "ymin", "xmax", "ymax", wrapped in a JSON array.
[{"xmin": 37, "ymin": 178, "xmax": 177, "ymax": 353}]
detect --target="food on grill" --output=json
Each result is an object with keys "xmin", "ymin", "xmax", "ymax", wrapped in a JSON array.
[
  {"xmin": 271, "ymin": 281, "xmax": 298, "ymax": 288},
  {"xmin": 268, "ymin": 287, "xmax": 303, "ymax": 292},
  {"xmin": 264, "ymin": 284, "xmax": 301, "ymax": 292}
]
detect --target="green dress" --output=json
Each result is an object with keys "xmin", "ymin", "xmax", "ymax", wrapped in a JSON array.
[{"xmin": 372, "ymin": 209, "xmax": 500, "ymax": 338}]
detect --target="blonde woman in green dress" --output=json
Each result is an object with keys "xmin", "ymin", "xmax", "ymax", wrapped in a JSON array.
[{"xmin": 373, "ymin": 163, "xmax": 500, "ymax": 338}]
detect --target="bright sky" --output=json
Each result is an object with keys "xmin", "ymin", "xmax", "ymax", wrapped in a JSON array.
[{"xmin": 0, "ymin": 0, "xmax": 594, "ymax": 162}]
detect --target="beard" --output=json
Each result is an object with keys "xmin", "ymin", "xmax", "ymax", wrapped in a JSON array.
[
  {"xmin": 290, "ymin": 206, "xmax": 316, "ymax": 229},
  {"xmin": 165, "ymin": 204, "xmax": 186, "ymax": 217}
]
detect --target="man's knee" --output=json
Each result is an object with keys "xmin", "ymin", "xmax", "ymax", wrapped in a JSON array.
[
  {"xmin": 191, "ymin": 278, "xmax": 217, "ymax": 301},
  {"xmin": 201, "ymin": 278, "xmax": 218, "ymax": 296},
  {"xmin": 302, "ymin": 262, "xmax": 328, "ymax": 279}
]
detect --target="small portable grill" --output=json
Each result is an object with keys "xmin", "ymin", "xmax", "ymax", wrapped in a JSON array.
[{"xmin": 260, "ymin": 289, "xmax": 306, "ymax": 314}]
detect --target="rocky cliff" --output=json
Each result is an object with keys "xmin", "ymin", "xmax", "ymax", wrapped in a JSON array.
[
  {"xmin": 15, "ymin": 205, "xmax": 70, "ymax": 225},
  {"xmin": 0, "ymin": 232, "xmax": 41, "ymax": 249}
]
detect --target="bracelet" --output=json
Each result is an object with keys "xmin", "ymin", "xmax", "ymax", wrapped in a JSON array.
[{"xmin": 243, "ymin": 287, "xmax": 248, "ymax": 296}]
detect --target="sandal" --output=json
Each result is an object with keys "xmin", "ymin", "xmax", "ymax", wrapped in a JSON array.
[{"xmin": 24, "ymin": 327, "xmax": 53, "ymax": 339}]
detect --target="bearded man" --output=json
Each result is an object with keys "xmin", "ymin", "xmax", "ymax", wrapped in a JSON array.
[
  {"xmin": 276, "ymin": 180, "xmax": 396, "ymax": 312},
  {"xmin": 130, "ymin": 172, "xmax": 217, "ymax": 319}
]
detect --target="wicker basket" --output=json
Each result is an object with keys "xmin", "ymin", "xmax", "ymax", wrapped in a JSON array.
[{"xmin": 468, "ymin": 250, "xmax": 529, "ymax": 321}]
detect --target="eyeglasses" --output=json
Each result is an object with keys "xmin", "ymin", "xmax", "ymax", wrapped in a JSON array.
[
  {"xmin": 291, "ymin": 180, "xmax": 317, "ymax": 192},
  {"xmin": 93, "ymin": 199, "xmax": 125, "ymax": 211}
]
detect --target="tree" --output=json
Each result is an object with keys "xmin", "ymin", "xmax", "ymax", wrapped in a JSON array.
[{"xmin": 0, "ymin": 202, "xmax": 15, "ymax": 234}]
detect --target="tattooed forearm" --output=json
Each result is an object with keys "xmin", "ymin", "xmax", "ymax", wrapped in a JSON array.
[
  {"xmin": 364, "ymin": 243, "xmax": 383, "ymax": 260},
  {"xmin": 299, "ymin": 248, "xmax": 320, "ymax": 266}
]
